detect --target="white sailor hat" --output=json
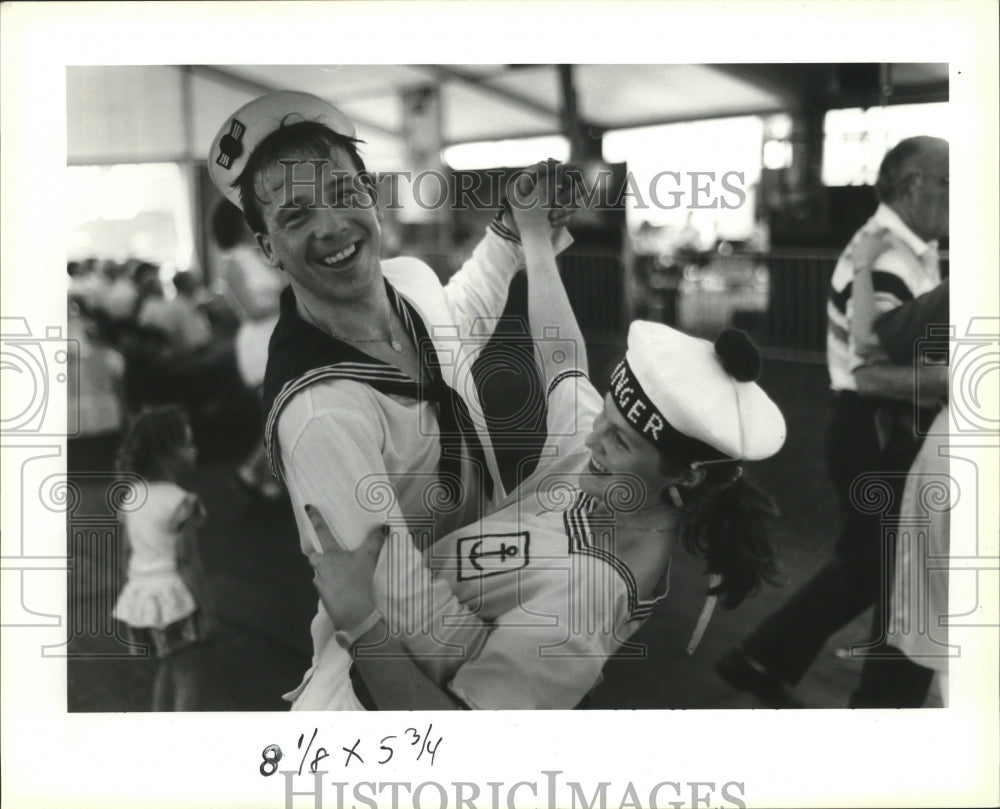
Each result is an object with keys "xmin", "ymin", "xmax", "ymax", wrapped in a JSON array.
[
  {"xmin": 208, "ymin": 91, "xmax": 356, "ymax": 209},
  {"xmin": 608, "ymin": 322, "xmax": 785, "ymax": 464}
]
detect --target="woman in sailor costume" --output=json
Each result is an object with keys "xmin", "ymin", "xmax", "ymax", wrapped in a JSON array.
[
  {"xmin": 308, "ymin": 179, "xmax": 788, "ymax": 709},
  {"xmin": 208, "ymin": 92, "xmax": 575, "ymax": 710}
]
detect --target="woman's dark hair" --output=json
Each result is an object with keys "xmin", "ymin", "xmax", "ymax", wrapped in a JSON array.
[
  {"xmin": 674, "ymin": 463, "xmax": 782, "ymax": 608},
  {"xmin": 232, "ymin": 119, "xmax": 369, "ymax": 235},
  {"xmin": 659, "ymin": 328, "xmax": 782, "ymax": 607},
  {"xmin": 116, "ymin": 405, "xmax": 191, "ymax": 481}
]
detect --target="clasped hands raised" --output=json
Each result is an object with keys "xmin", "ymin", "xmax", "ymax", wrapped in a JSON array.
[{"xmin": 503, "ymin": 158, "xmax": 581, "ymax": 239}]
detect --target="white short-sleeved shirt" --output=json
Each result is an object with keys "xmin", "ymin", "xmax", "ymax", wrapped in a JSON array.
[
  {"xmin": 827, "ymin": 204, "xmax": 941, "ymax": 392},
  {"xmin": 113, "ymin": 481, "xmax": 199, "ymax": 629},
  {"xmin": 137, "ymin": 297, "xmax": 214, "ymax": 352},
  {"xmin": 219, "ymin": 243, "xmax": 287, "ymax": 322}
]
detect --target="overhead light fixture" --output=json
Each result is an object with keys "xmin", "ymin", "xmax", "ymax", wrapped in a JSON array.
[
  {"xmin": 762, "ymin": 140, "xmax": 793, "ymax": 170},
  {"xmin": 441, "ymin": 136, "xmax": 570, "ymax": 170}
]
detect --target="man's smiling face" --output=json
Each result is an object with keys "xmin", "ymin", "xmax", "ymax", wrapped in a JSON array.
[{"xmin": 254, "ymin": 143, "xmax": 383, "ymax": 304}]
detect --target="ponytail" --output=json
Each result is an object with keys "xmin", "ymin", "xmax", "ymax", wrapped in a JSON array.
[{"xmin": 680, "ymin": 468, "xmax": 782, "ymax": 608}]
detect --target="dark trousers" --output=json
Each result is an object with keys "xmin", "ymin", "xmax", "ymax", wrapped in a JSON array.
[
  {"xmin": 850, "ymin": 644, "xmax": 937, "ymax": 707},
  {"xmin": 742, "ymin": 392, "xmax": 927, "ymax": 689}
]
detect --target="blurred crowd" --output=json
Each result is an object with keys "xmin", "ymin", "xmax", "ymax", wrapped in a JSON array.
[{"xmin": 68, "ymin": 200, "xmax": 286, "ymax": 499}]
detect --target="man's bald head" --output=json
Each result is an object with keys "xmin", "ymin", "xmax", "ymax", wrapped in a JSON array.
[{"xmin": 875, "ymin": 135, "xmax": 949, "ymax": 242}]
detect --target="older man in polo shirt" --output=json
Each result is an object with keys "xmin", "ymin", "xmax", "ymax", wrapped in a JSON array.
[{"xmin": 718, "ymin": 135, "xmax": 950, "ymax": 707}]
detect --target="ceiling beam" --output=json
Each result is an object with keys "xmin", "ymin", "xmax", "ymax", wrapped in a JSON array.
[
  {"xmin": 604, "ymin": 105, "xmax": 790, "ymax": 132},
  {"xmin": 189, "ymin": 64, "xmax": 275, "ymax": 96},
  {"xmin": 705, "ymin": 64, "xmax": 948, "ymax": 113},
  {"xmin": 440, "ymin": 129, "xmax": 563, "ymax": 148},
  {"xmin": 189, "ymin": 65, "xmax": 404, "ymax": 140},
  {"xmin": 703, "ymin": 64, "xmax": 818, "ymax": 110},
  {"xmin": 413, "ymin": 64, "xmax": 568, "ymax": 124},
  {"xmin": 441, "ymin": 104, "xmax": 789, "ymax": 147},
  {"xmin": 439, "ymin": 76, "xmax": 949, "ymax": 148},
  {"xmin": 192, "ymin": 65, "xmax": 948, "ymax": 151},
  {"xmin": 830, "ymin": 82, "xmax": 949, "ymax": 109}
]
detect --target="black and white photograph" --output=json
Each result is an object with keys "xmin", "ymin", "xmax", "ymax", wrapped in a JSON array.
[{"xmin": 2, "ymin": 2, "xmax": 998, "ymax": 808}]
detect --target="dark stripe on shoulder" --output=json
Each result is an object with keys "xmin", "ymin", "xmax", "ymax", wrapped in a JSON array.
[
  {"xmin": 827, "ymin": 318, "xmax": 849, "ymax": 345},
  {"xmin": 829, "ymin": 281, "xmax": 851, "ymax": 315},
  {"xmin": 870, "ymin": 270, "xmax": 915, "ymax": 304},
  {"xmin": 829, "ymin": 270, "xmax": 915, "ymax": 315},
  {"xmin": 547, "ymin": 369, "xmax": 587, "ymax": 402}
]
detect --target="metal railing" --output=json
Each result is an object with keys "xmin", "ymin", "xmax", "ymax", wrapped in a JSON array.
[
  {"xmin": 630, "ymin": 249, "xmax": 842, "ymax": 362},
  {"xmin": 417, "ymin": 246, "xmax": 946, "ymax": 364}
]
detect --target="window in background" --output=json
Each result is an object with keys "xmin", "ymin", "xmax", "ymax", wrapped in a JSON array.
[
  {"xmin": 66, "ymin": 163, "xmax": 197, "ymax": 282},
  {"xmin": 762, "ymin": 113, "xmax": 794, "ymax": 171},
  {"xmin": 603, "ymin": 116, "xmax": 764, "ymax": 244},
  {"xmin": 822, "ymin": 102, "xmax": 950, "ymax": 186}
]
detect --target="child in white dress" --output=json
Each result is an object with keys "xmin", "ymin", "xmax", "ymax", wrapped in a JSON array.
[{"xmin": 112, "ymin": 406, "xmax": 213, "ymax": 710}]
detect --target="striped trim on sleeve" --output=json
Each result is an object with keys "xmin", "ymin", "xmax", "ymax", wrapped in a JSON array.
[
  {"xmin": 546, "ymin": 369, "xmax": 587, "ymax": 404},
  {"xmin": 563, "ymin": 492, "xmax": 669, "ymax": 622},
  {"xmin": 489, "ymin": 209, "xmax": 521, "ymax": 245}
]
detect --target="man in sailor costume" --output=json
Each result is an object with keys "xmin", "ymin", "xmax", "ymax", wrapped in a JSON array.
[{"xmin": 208, "ymin": 91, "xmax": 575, "ymax": 709}]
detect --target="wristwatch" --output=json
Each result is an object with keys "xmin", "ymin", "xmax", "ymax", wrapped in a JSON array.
[{"xmin": 333, "ymin": 609, "xmax": 383, "ymax": 652}]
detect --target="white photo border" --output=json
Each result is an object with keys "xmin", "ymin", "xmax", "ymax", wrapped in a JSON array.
[{"xmin": 2, "ymin": 2, "xmax": 998, "ymax": 808}]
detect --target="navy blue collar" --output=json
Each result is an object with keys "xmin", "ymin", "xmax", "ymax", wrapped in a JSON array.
[{"xmin": 262, "ymin": 281, "xmax": 494, "ymax": 500}]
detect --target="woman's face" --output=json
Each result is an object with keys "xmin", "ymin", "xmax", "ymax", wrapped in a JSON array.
[{"xmin": 580, "ymin": 393, "xmax": 676, "ymax": 507}]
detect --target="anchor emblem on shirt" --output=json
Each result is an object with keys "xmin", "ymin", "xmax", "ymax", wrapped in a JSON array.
[
  {"xmin": 469, "ymin": 540, "xmax": 519, "ymax": 570},
  {"xmin": 457, "ymin": 532, "xmax": 529, "ymax": 580}
]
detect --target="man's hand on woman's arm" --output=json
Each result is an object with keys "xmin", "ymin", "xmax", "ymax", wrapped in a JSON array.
[{"xmin": 305, "ymin": 505, "xmax": 465, "ymax": 711}]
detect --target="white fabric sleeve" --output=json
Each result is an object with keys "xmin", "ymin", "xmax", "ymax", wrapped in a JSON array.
[
  {"xmin": 447, "ymin": 554, "xmax": 633, "ymax": 709},
  {"xmin": 149, "ymin": 482, "xmax": 187, "ymax": 530},
  {"xmin": 371, "ymin": 529, "xmax": 491, "ymax": 687},
  {"xmin": 278, "ymin": 385, "xmax": 402, "ymax": 557},
  {"xmin": 168, "ymin": 491, "xmax": 203, "ymax": 534},
  {"xmin": 488, "ymin": 371, "xmax": 602, "ymax": 508},
  {"xmin": 444, "ymin": 227, "xmax": 574, "ymax": 345},
  {"xmin": 276, "ymin": 383, "xmax": 408, "ymax": 700},
  {"xmin": 542, "ymin": 371, "xmax": 603, "ymax": 461}
]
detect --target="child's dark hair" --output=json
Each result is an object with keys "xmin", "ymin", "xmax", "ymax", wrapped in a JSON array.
[
  {"xmin": 172, "ymin": 270, "xmax": 199, "ymax": 298},
  {"xmin": 233, "ymin": 119, "xmax": 369, "ymax": 235},
  {"xmin": 674, "ymin": 463, "xmax": 782, "ymax": 608},
  {"xmin": 116, "ymin": 405, "xmax": 192, "ymax": 480}
]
